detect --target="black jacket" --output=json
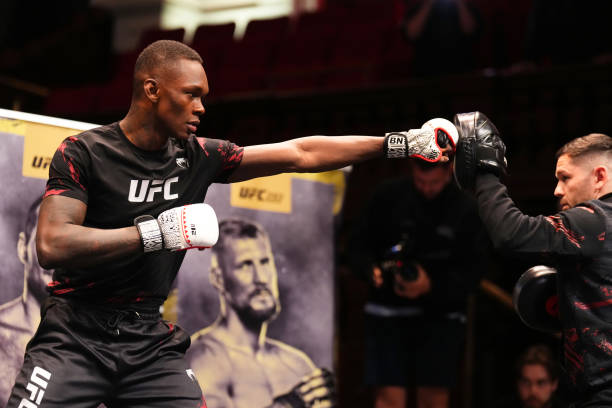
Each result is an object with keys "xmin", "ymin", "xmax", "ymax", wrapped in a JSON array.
[
  {"xmin": 476, "ymin": 173, "xmax": 612, "ymax": 397},
  {"xmin": 348, "ymin": 176, "xmax": 489, "ymax": 315}
]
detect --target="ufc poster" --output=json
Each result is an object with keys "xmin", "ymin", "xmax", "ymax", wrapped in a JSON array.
[{"xmin": 0, "ymin": 108, "xmax": 341, "ymax": 408}]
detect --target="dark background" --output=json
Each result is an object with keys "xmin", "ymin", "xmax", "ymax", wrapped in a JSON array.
[{"xmin": 1, "ymin": 0, "xmax": 611, "ymax": 406}]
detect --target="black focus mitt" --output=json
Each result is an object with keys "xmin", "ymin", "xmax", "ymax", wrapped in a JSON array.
[
  {"xmin": 453, "ymin": 111, "xmax": 508, "ymax": 191},
  {"xmin": 512, "ymin": 265, "xmax": 561, "ymax": 334}
]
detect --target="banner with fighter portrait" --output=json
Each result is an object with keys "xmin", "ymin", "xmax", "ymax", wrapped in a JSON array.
[{"xmin": 0, "ymin": 108, "xmax": 342, "ymax": 408}]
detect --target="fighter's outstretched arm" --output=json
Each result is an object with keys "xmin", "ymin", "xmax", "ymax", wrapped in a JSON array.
[
  {"xmin": 227, "ymin": 118, "xmax": 458, "ymax": 183},
  {"xmin": 227, "ymin": 135, "xmax": 383, "ymax": 183},
  {"xmin": 36, "ymin": 195, "xmax": 141, "ymax": 269}
]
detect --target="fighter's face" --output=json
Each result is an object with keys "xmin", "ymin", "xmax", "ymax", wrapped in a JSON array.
[
  {"xmin": 22, "ymin": 223, "xmax": 53, "ymax": 302},
  {"xmin": 156, "ymin": 58, "xmax": 208, "ymax": 140},
  {"xmin": 220, "ymin": 237, "xmax": 279, "ymax": 323},
  {"xmin": 554, "ymin": 154, "xmax": 598, "ymax": 211},
  {"xmin": 517, "ymin": 364, "xmax": 557, "ymax": 408},
  {"xmin": 412, "ymin": 164, "xmax": 452, "ymax": 200}
]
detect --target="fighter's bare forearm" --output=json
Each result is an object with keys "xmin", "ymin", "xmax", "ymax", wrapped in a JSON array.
[
  {"xmin": 36, "ymin": 194, "xmax": 143, "ymax": 269},
  {"xmin": 228, "ymin": 135, "xmax": 383, "ymax": 182},
  {"xmin": 294, "ymin": 135, "xmax": 384, "ymax": 172},
  {"xmin": 37, "ymin": 223, "xmax": 142, "ymax": 269}
]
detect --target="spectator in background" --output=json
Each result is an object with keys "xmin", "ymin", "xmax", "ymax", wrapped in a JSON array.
[
  {"xmin": 403, "ymin": 0, "xmax": 482, "ymax": 76},
  {"xmin": 497, "ymin": 344, "xmax": 566, "ymax": 408},
  {"xmin": 0, "ymin": 197, "xmax": 51, "ymax": 407},
  {"xmin": 348, "ymin": 159, "xmax": 488, "ymax": 408}
]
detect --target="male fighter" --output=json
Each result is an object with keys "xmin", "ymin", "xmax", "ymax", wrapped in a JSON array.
[
  {"xmin": 454, "ymin": 111, "xmax": 612, "ymax": 406},
  {"xmin": 0, "ymin": 197, "xmax": 51, "ymax": 407},
  {"xmin": 7, "ymin": 40, "xmax": 457, "ymax": 407},
  {"xmin": 186, "ymin": 219, "xmax": 334, "ymax": 408}
]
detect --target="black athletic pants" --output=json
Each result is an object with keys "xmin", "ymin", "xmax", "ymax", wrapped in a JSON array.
[{"xmin": 7, "ymin": 297, "xmax": 204, "ymax": 408}]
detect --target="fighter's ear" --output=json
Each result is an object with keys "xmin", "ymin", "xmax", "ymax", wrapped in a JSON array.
[
  {"xmin": 594, "ymin": 165, "xmax": 608, "ymax": 189},
  {"xmin": 143, "ymin": 78, "xmax": 159, "ymax": 103},
  {"xmin": 209, "ymin": 254, "xmax": 224, "ymax": 291},
  {"xmin": 17, "ymin": 231, "xmax": 27, "ymax": 265}
]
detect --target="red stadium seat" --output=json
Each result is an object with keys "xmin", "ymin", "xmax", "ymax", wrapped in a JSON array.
[
  {"xmin": 213, "ymin": 40, "xmax": 277, "ymax": 96},
  {"xmin": 322, "ymin": 24, "xmax": 386, "ymax": 90},
  {"xmin": 43, "ymin": 84, "xmax": 102, "ymax": 117},
  {"xmin": 191, "ymin": 23, "xmax": 237, "ymax": 91},
  {"xmin": 137, "ymin": 27, "xmax": 186, "ymax": 50},
  {"xmin": 376, "ymin": 28, "xmax": 415, "ymax": 83},
  {"xmin": 242, "ymin": 16, "xmax": 290, "ymax": 44}
]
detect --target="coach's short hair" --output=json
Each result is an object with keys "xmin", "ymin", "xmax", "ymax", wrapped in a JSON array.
[
  {"xmin": 515, "ymin": 344, "xmax": 559, "ymax": 381},
  {"xmin": 556, "ymin": 133, "xmax": 612, "ymax": 159}
]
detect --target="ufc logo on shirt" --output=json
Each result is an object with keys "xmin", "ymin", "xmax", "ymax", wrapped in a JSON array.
[
  {"xmin": 129, "ymin": 177, "xmax": 179, "ymax": 202},
  {"xmin": 18, "ymin": 366, "xmax": 51, "ymax": 408}
]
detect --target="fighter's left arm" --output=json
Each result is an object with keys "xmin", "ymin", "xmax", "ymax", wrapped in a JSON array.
[
  {"xmin": 227, "ymin": 136, "xmax": 383, "ymax": 183},
  {"xmin": 225, "ymin": 118, "xmax": 458, "ymax": 183},
  {"xmin": 475, "ymin": 173, "xmax": 605, "ymax": 259}
]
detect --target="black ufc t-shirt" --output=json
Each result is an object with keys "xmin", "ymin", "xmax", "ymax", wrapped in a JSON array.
[{"xmin": 43, "ymin": 122, "xmax": 243, "ymax": 308}]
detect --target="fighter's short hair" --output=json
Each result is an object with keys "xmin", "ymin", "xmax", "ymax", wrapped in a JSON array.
[
  {"xmin": 515, "ymin": 344, "xmax": 559, "ymax": 381},
  {"xmin": 132, "ymin": 40, "xmax": 203, "ymax": 95},
  {"xmin": 213, "ymin": 218, "xmax": 270, "ymax": 256},
  {"xmin": 556, "ymin": 133, "xmax": 612, "ymax": 159},
  {"xmin": 135, "ymin": 40, "xmax": 202, "ymax": 75}
]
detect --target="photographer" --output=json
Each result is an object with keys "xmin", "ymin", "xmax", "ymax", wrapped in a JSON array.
[{"xmin": 348, "ymin": 159, "xmax": 489, "ymax": 408}]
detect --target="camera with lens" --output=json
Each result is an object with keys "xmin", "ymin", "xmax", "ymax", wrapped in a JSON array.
[{"xmin": 377, "ymin": 231, "xmax": 419, "ymax": 288}]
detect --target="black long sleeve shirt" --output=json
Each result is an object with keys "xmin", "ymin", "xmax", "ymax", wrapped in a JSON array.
[
  {"xmin": 348, "ymin": 177, "xmax": 489, "ymax": 316},
  {"xmin": 476, "ymin": 174, "xmax": 612, "ymax": 396}
]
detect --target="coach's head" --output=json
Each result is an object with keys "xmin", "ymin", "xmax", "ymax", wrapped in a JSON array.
[{"xmin": 554, "ymin": 133, "xmax": 612, "ymax": 210}]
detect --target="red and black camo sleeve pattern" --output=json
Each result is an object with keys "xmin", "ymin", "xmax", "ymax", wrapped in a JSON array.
[
  {"xmin": 475, "ymin": 173, "xmax": 605, "ymax": 259},
  {"xmin": 197, "ymin": 137, "xmax": 244, "ymax": 183},
  {"xmin": 44, "ymin": 136, "xmax": 90, "ymax": 203}
]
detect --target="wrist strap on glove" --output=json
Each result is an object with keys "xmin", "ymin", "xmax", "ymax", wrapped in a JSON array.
[
  {"xmin": 383, "ymin": 132, "xmax": 409, "ymax": 158},
  {"xmin": 134, "ymin": 215, "xmax": 163, "ymax": 253}
]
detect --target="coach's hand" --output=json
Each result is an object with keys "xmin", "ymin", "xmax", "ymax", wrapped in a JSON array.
[
  {"xmin": 453, "ymin": 111, "xmax": 507, "ymax": 191},
  {"xmin": 271, "ymin": 368, "xmax": 336, "ymax": 408},
  {"xmin": 383, "ymin": 118, "xmax": 458, "ymax": 162},
  {"xmin": 134, "ymin": 203, "xmax": 219, "ymax": 252}
]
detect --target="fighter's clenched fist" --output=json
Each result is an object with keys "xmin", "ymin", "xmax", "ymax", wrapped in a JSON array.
[{"xmin": 384, "ymin": 118, "xmax": 458, "ymax": 162}]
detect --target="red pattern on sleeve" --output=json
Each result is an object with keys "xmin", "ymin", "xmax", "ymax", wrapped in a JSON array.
[{"xmin": 545, "ymin": 215, "xmax": 584, "ymax": 248}]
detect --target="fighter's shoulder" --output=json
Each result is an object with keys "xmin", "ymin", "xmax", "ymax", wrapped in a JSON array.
[
  {"xmin": 563, "ymin": 202, "xmax": 605, "ymax": 223},
  {"xmin": 55, "ymin": 123, "xmax": 120, "ymax": 154},
  {"xmin": 266, "ymin": 338, "xmax": 315, "ymax": 373},
  {"xmin": 188, "ymin": 329, "xmax": 230, "ymax": 358},
  {"xmin": 555, "ymin": 202, "xmax": 606, "ymax": 237},
  {"xmin": 187, "ymin": 330, "xmax": 233, "ymax": 373}
]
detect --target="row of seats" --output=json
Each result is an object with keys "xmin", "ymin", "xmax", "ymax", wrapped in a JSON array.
[{"xmin": 43, "ymin": 0, "xmax": 536, "ymax": 117}]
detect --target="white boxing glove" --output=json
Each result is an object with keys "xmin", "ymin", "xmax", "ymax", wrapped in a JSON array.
[
  {"xmin": 421, "ymin": 118, "xmax": 459, "ymax": 150},
  {"xmin": 134, "ymin": 203, "xmax": 219, "ymax": 252},
  {"xmin": 383, "ymin": 118, "xmax": 459, "ymax": 162}
]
